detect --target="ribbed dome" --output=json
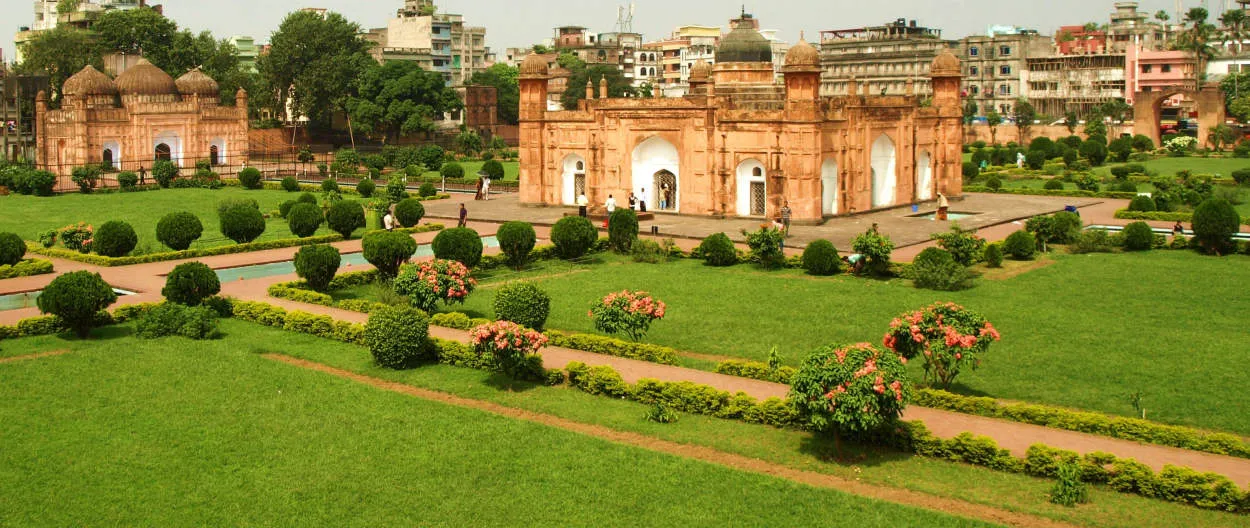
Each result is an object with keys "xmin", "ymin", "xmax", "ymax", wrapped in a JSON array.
[
  {"xmin": 175, "ymin": 68, "xmax": 219, "ymax": 97},
  {"xmin": 689, "ymin": 61, "xmax": 713, "ymax": 80},
  {"xmin": 115, "ymin": 58, "xmax": 178, "ymax": 96},
  {"xmin": 716, "ymin": 22, "xmax": 773, "ymax": 63},
  {"xmin": 930, "ymin": 48, "xmax": 961, "ymax": 78},
  {"xmin": 520, "ymin": 54, "xmax": 549, "ymax": 76},
  {"xmin": 784, "ymin": 38, "xmax": 819, "ymax": 68},
  {"xmin": 62, "ymin": 65, "xmax": 117, "ymax": 96}
]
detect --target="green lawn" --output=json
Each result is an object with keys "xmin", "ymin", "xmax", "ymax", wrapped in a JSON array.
[
  {"xmin": 1093, "ymin": 156, "xmax": 1250, "ymax": 179},
  {"xmin": 417, "ymin": 160, "xmax": 519, "ymax": 181},
  {"xmin": 0, "ymin": 323, "xmax": 992, "ymax": 528},
  {"xmin": 0, "ymin": 188, "xmax": 368, "ymax": 251},
  {"xmin": 344, "ymin": 251, "xmax": 1250, "ymax": 436}
]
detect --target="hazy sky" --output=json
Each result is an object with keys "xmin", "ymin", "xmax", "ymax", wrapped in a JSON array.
[{"xmin": 0, "ymin": 0, "xmax": 1229, "ymax": 64}]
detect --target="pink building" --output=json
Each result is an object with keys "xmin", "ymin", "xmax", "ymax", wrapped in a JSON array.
[{"xmin": 1125, "ymin": 45, "xmax": 1196, "ymax": 105}]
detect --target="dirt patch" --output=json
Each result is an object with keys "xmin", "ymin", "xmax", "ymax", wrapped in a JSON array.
[
  {"xmin": 980, "ymin": 257, "xmax": 1057, "ymax": 281},
  {"xmin": 0, "ymin": 349, "xmax": 71, "ymax": 364},
  {"xmin": 476, "ymin": 269, "xmax": 592, "ymax": 289},
  {"xmin": 265, "ymin": 354, "xmax": 1077, "ymax": 528}
]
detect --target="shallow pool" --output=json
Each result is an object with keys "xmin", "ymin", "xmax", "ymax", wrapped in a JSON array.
[
  {"xmin": 0, "ymin": 288, "xmax": 134, "ymax": 312},
  {"xmin": 908, "ymin": 211, "xmax": 978, "ymax": 221},
  {"xmin": 214, "ymin": 236, "xmax": 500, "ymax": 282}
]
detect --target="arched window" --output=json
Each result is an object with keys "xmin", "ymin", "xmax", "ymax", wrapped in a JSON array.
[
  {"xmin": 155, "ymin": 143, "xmax": 171, "ymax": 161},
  {"xmin": 102, "ymin": 148, "xmax": 114, "ymax": 170},
  {"xmin": 209, "ymin": 145, "xmax": 219, "ymax": 166},
  {"xmin": 752, "ymin": 167, "xmax": 763, "ymax": 177}
]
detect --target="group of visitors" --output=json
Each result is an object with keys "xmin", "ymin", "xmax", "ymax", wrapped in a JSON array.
[{"xmin": 473, "ymin": 173, "xmax": 491, "ymax": 201}]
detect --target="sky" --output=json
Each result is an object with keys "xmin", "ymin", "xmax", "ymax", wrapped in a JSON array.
[{"xmin": 0, "ymin": 0, "xmax": 1235, "ymax": 64}]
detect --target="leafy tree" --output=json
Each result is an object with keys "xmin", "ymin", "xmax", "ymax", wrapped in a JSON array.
[
  {"xmin": 1096, "ymin": 99, "xmax": 1133, "ymax": 122},
  {"xmin": 1084, "ymin": 112, "xmax": 1107, "ymax": 139},
  {"xmin": 531, "ymin": 44, "xmax": 553, "ymax": 54},
  {"xmin": 1219, "ymin": 71, "xmax": 1250, "ymax": 107},
  {"xmin": 346, "ymin": 61, "xmax": 462, "ymax": 143},
  {"xmin": 259, "ymin": 10, "xmax": 373, "ymax": 128},
  {"xmin": 468, "ymin": 63, "xmax": 519, "ymax": 125},
  {"xmin": 1208, "ymin": 123, "xmax": 1239, "ymax": 151},
  {"xmin": 1155, "ymin": 10, "xmax": 1170, "ymax": 23},
  {"xmin": 1229, "ymin": 94, "xmax": 1250, "ymax": 123},
  {"xmin": 1063, "ymin": 111, "xmax": 1079, "ymax": 134},
  {"xmin": 962, "ymin": 99, "xmax": 978, "ymax": 125},
  {"xmin": 1176, "ymin": 8, "xmax": 1216, "ymax": 87},
  {"xmin": 456, "ymin": 129, "xmax": 483, "ymax": 155},
  {"xmin": 1012, "ymin": 99, "xmax": 1036, "ymax": 142},
  {"xmin": 14, "ymin": 26, "xmax": 103, "ymax": 103},
  {"xmin": 1221, "ymin": 9, "xmax": 1247, "ymax": 56},
  {"xmin": 985, "ymin": 111, "xmax": 1002, "ymax": 145},
  {"xmin": 560, "ymin": 53, "xmax": 638, "ymax": 110},
  {"xmin": 57, "ymin": 0, "xmax": 81, "ymax": 14}
]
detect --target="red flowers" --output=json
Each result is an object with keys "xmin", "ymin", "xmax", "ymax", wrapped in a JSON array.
[
  {"xmin": 589, "ymin": 290, "xmax": 667, "ymax": 341},
  {"xmin": 882, "ymin": 302, "xmax": 1001, "ymax": 389}
]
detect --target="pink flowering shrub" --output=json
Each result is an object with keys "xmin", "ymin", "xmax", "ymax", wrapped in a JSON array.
[
  {"xmin": 787, "ymin": 343, "xmax": 911, "ymax": 441},
  {"xmin": 882, "ymin": 302, "xmax": 1001, "ymax": 389},
  {"xmin": 588, "ymin": 290, "xmax": 666, "ymax": 342},
  {"xmin": 393, "ymin": 259, "xmax": 477, "ymax": 313},
  {"xmin": 471, "ymin": 320, "xmax": 549, "ymax": 380},
  {"xmin": 58, "ymin": 222, "xmax": 94, "ymax": 253}
]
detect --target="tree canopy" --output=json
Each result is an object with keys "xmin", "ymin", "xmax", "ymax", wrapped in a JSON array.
[
  {"xmin": 14, "ymin": 26, "xmax": 103, "ymax": 103},
  {"xmin": 346, "ymin": 60, "xmax": 462, "ymax": 143},
  {"xmin": 560, "ymin": 54, "xmax": 640, "ymax": 110},
  {"xmin": 469, "ymin": 63, "xmax": 519, "ymax": 125},
  {"xmin": 259, "ymin": 10, "xmax": 374, "ymax": 128}
]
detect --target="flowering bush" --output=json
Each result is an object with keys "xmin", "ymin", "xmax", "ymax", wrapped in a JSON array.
[
  {"xmin": 393, "ymin": 259, "xmax": 477, "ymax": 313},
  {"xmin": 1164, "ymin": 135, "xmax": 1197, "ymax": 157},
  {"xmin": 589, "ymin": 290, "xmax": 666, "ymax": 342},
  {"xmin": 470, "ymin": 320, "xmax": 549, "ymax": 381},
  {"xmin": 851, "ymin": 229, "xmax": 894, "ymax": 276},
  {"xmin": 882, "ymin": 302, "xmax": 1001, "ymax": 388},
  {"xmin": 58, "ymin": 223, "xmax": 94, "ymax": 253},
  {"xmin": 787, "ymin": 343, "xmax": 911, "ymax": 445}
]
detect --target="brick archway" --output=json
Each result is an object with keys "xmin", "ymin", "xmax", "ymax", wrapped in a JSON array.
[{"xmin": 1133, "ymin": 84, "xmax": 1226, "ymax": 148}]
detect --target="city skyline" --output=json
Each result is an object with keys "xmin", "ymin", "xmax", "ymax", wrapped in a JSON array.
[{"xmin": 0, "ymin": 0, "xmax": 1222, "ymax": 65}]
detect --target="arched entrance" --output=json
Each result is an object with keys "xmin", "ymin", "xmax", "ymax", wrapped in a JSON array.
[
  {"xmin": 632, "ymin": 136, "xmax": 679, "ymax": 212},
  {"xmin": 915, "ymin": 151, "xmax": 934, "ymax": 201},
  {"xmin": 209, "ymin": 145, "xmax": 219, "ymax": 166},
  {"xmin": 735, "ymin": 159, "xmax": 768, "ymax": 217},
  {"xmin": 871, "ymin": 134, "xmax": 897, "ymax": 208},
  {"xmin": 1132, "ymin": 85, "xmax": 1226, "ymax": 149},
  {"xmin": 821, "ymin": 158, "xmax": 838, "ymax": 216},
  {"xmin": 102, "ymin": 140, "xmax": 121, "ymax": 171},
  {"xmin": 154, "ymin": 143, "xmax": 171, "ymax": 161},
  {"xmin": 210, "ymin": 138, "xmax": 227, "ymax": 166},
  {"xmin": 560, "ymin": 154, "xmax": 586, "ymax": 205},
  {"xmin": 153, "ymin": 132, "xmax": 182, "ymax": 166}
]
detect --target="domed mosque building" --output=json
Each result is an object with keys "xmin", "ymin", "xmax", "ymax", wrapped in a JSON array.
[
  {"xmin": 36, "ymin": 59, "xmax": 248, "ymax": 178},
  {"xmin": 518, "ymin": 14, "xmax": 964, "ymax": 221}
]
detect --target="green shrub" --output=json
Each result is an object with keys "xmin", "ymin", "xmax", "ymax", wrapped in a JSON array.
[
  {"xmin": 356, "ymin": 178, "xmax": 376, "ymax": 198},
  {"xmin": 155, "ymin": 212, "xmax": 203, "ymax": 251},
  {"xmin": 551, "ymin": 216, "xmax": 598, "ymax": 259},
  {"xmin": 219, "ymin": 204, "xmax": 266, "ymax": 244},
  {"xmin": 962, "ymin": 161, "xmax": 979, "ymax": 182},
  {"xmin": 801, "ymin": 239, "xmax": 841, "ymax": 276},
  {"xmin": 294, "ymin": 244, "xmax": 341, "ymax": 292},
  {"xmin": 394, "ymin": 198, "xmax": 425, "ymax": 227},
  {"xmin": 162, "ymin": 262, "xmax": 221, "ymax": 306},
  {"xmin": 1043, "ymin": 179, "xmax": 1064, "ymax": 190},
  {"xmin": 932, "ymin": 225, "xmax": 986, "ymax": 266},
  {"xmin": 237, "ymin": 167, "xmax": 262, "ymax": 189},
  {"xmin": 70, "ymin": 165, "xmax": 101, "ymax": 193},
  {"xmin": 547, "ymin": 330, "xmax": 678, "ymax": 365},
  {"xmin": 1024, "ymin": 149, "xmax": 1046, "ymax": 170},
  {"xmin": 440, "ymin": 162, "xmax": 465, "ymax": 180},
  {"xmin": 94, "ymin": 220, "xmax": 138, "ymax": 257},
  {"xmin": 494, "ymin": 282, "xmax": 551, "ymax": 330},
  {"xmin": 326, "ymin": 200, "xmax": 365, "ymax": 239},
  {"xmin": 1128, "ymin": 195, "xmax": 1156, "ymax": 212},
  {"xmin": 362, "ymin": 230, "xmax": 418, "ymax": 279},
  {"xmin": 851, "ymin": 229, "xmax": 894, "ymax": 276},
  {"xmin": 36, "ymin": 271, "xmax": 117, "ymax": 338},
  {"xmin": 1232, "ymin": 168, "xmax": 1250, "ymax": 185},
  {"xmin": 1049, "ymin": 462, "xmax": 1091, "ymax": 506},
  {"xmin": 608, "ymin": 208, "xmax": 639, "ymax": 253},
  {"xmin": 298, "ymin": 192, "xmax": 317, "ymax": 205},
  {"xmin": 286, "ymin": 202, "xmax": 324, "ymax": 238},
  {"xmin": 136, "ymin": 303, "xmax": 219, "ymax": 340},
  {"xmin": 985, "ymin": 176, "xmax": 1002, "ymax": 190},
  {"xmin": 912, "ymin": 247, "xmax": 973, "ymax": 291},
  {"xmin": 744, "ymin": 228, "xmax": 785, "ymax": 269},
  {"xmin": 152, "ymin": 160, "xmax": 178, "ymax": 188},
  {"xmin": 697, "ymin": 233, "xmax": 738, "ymax": 266},
  {"xmin": 365, "ymin": 305, "xmax": 431, "ymax": 368},
  {"xmin": 417, "ymin": 182, "xmax": 437, "ymax": 197},
  {"xmin": 481, "ymin": 159, "xmax": 505, "ymax": 180},
  {"xmin": 319, "ymin": 178, "xmax": 338, "ymax": 194},
  {"xmin": 281, "ymin": 176, "xmax": 299, "ymax": 192},
  {"xmin": 497, "ymin": 221, "xmax": 536, "ymax": 269},
  {"xmin": 0, "ymin": 232, "xmax": 26, "ymax": 266},
  {"xmin": 1192, "ymin": 198, "xmax": 1241, "ymax": 255},
  {"xmin": 983, "ymin": 243, "xmax": 1003, "ymax": 268},
  {"xmin": 1113, "ymin": 181, "xmax": 1138, "ymax": 193},
  {"xmin": 1069, "ymin": 229, "xmax": 1117, "ymax": 254},
  {"xmin": 432, "ymin": 227, "xmax": 483, "ymax": 268},
  {"xmin": 788, "ymin": 343, "xmax": 910, "ymax": 437},
  {"xmin": 1122, "ymin": 222, "xmax": 1154, "ymax": 251},
  {"xmin": 1003, "ymin": 230, "xmax": 1036, "ymax": 260}
]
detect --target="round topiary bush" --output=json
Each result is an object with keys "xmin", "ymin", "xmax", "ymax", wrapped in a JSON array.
[
  {"xmin": 281, "ymin": 176, "xmax": 299, "ymax": 192},
  {"xmin": 1233, "ymin": 168, "xmax": 1250, "ymax": 185},
  {"xmin": 394, "ymin": 198, "xmax": 425, "ymax": 227},
  {"xmin": 494, "ymin": 282, "xmax": 551, "ymax": 331},
  {"xmin": 298, "ymin": 192, "xmax": 318, "ymax": 205},
  {"xmin": 326, "ymin": 200, "xmax": 366, "ymax": 239},
  {"xmin": 983, "ymin": 242, "xmax": 1003, "ymax": 268},
  {"xmin": 0, "ymin": 232, "xmax": 26, "ymax": 266},
  {"xmin": 551, "ymin": 216, "xmax": 597, "ymax": 259},
  {"xmin": 286, "ymin": 202, "xmax": 324, "ymax": 238},
  {"xmin": 237, "ymin": 167, "xmax": 262, "ymax": 189},
  {"xmin": 320, "ymin": 178, "xmax": 339, "ymax": 193},
  {"xmin": 1003, "ymin": 230, "xmax": 1037, "ymax": 260},
  {"xmin": 94, "ymin": 220, "xmax": 138, "ymax": 257},
  {"xmin": 608, "ymin": 208, "xmax": 639, "ymax": 253},
  {"xmin": 1114, "ymin": 181, "xmax": 1138, "ymax": 193},
  {"xmin": 278, "ymin": 200, "xmax": 298, "ymax": 218},
  {"xmin": 481, "ymin": 159, "xmax": 505, "ymax": 180},
  {"xmin": 294, "ymin": 244, "xmax": 341, "ymax": 291},
  {"xmin": 432, "ymin": 227, "xmax": 483, "ymax": 268},
  {"xmin": 156, "ymin": 211, "xmax": 203, "ymax": 251},
  {"xmin": 801, "ymin": 239, "xmax": 841, "ymax": 276},
  {"xmin": 497, "ymin": 221, "xmax": 536, "ymax": 269},
  {"xmin": 440, "ymin": 162, "xmax": 465, "ymax": 180},
  {"xmin": 162, "ymin": 262, "xmax": 221, "ymax": 306},
  {"xmin": 911, "ymin": 247, "xmax": 973, "ymax": 291},
  {"xmin": 1043, "ymin": 179, "xmax": 1064, "ymax": 190},
  {"xmin": 36, "ymin": 271, "xmax": 117, "ymax": 338},
  {"xmin": 986, "ymin": 176, "xmax": 1002, "ymax": 190},
  {"xmin": 117, "ymin": 171, "xmax": 138, "ymax": 190},
  {"xmin": 418, "ymin": 182, "xmax": 437, "ymax": 198},
  {"xmin": 1128, "ymin": 195, "xmax": 1156, "ymax": 212},
  {"xmin": 1122, "ymin": 221, "xmax": 1155, "ymax": 251},
  {"xmin": 365, "ymin": 305, "xmax": 431, "ymax": 369},
  {"xmin": 1192, "ymin": 198, "xmax": 1241, "ymax": 255},
  {"xmin": 697, "ymin": 232, "xmax": 738, "ymax": 266},
  {"xmin": 362, "ymin": 230, "xmax": 418, "ymax": 279},
  {"xmin": 356, "ymin": 178, "xmax": 376, "ymax": 198},
  {"xmin": 152, "ymin": 160, "xmax": 178, "ymax": 188},
  {"xmin": 219, "ymin": 204, "xmax": 266, "ymax": 244}
]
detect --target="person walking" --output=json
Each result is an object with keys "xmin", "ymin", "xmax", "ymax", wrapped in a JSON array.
[
  {"xmin": 138, "ymin": 166, "xmax": 147, "ymax": 186},
  {"xmin": 605, "ymin": 194, "xmax": 617, "ymax": 213},
  {"xmin": 458, "ymin": 203, "xmax": 468, "ymax": 228},
  {"xmin": 473, "ymin": 177, "xmax": 484, "ymax": 200},
  {"xmin": 780, "ymin": 200, "xmax": 792, "ymax": 237},
  {"xmin": 639, "ymin": 188, "xmax": 648, "ymax": 212},
  {"xmin": 481, "ymin": 174, "xmax": 491, "ymax": 201},
  {"xmin": 577, "ymin": 192, "xmax": 589, "ymax": 217}
]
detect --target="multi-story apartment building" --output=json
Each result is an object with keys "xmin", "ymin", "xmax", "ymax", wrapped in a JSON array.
[
  {"xmin": 364, "ymin": 0, "xmax": 491, "ymax": 86},
  {"xmin": 1023, "ymin": 54, "xmax": 1126, "ymax": 117},
  {"xmin": 640, "ymin": 13, "xmax": 787, "ymax": 97},
  {"xmin": 1125, "ymin": 46, "xmax": 1197, "ymax": 102},
  {"xmin": 959, "ymin": 27, "xmax": 1052, "ymax": 116},
  {"xmin": 551, "ymin": 27, "xmax": 644, "ymax": 87},
  {"xmin": 228, "ymin": 36, "xmax": 260, "ymax": 74},
  {"xmin": 819, "ymin": 18, "xmax": 955, "ymax": 97},
  {"xmin": 14, "ymin": 0, "xmax": 149, "ymax": 63},
  {"xmin": 1056, "ymin": 2, "xmax": 1172, "ymax": 55}
]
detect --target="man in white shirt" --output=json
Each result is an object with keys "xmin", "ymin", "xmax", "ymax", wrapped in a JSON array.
[
  {"xmin": 639, "ymin": 188, "xmax": 648, "ymax": 212},
  {"xmin": 605, "ymin": 194, "xmax": 617, "ymax": 213},
  {"xmin": 577, "ymin": 192, "xmax": 589, "ymax": 217},
  {"xmin": 383, "ymin": 211, "xmax": 395, "ymax": 231}
]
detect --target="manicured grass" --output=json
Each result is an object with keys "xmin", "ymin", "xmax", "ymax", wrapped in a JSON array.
[
  {"xmin": 1093, "ymin": 156, "xmax": 1250, "ymax": 179},
  {"xmin": 348, "ymin": 251, "xmax": 1250, "ymax": 435},
  {"xmin": 0, "ymin": 188, "xmax": 366, "ymax": 251},
  {"xmin": 420, "ymin": 160, "xmax": 519, "ymax": 181},
  {"xmin": 0, "ymin": 325, "xmax": 992, "ymax": 528}
]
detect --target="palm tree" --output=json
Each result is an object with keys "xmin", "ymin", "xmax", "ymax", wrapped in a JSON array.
[
  {"xmin": 1221, "ymin": 9, "xmax": 1247, "ymax": 55},
  {"xmin": 1155, "ymin": 10, "xmax": 1170, "ymax": 24},
  {"xmin": 1176, "ymin": 8, "xmax": 1216, "ymax": 89}
]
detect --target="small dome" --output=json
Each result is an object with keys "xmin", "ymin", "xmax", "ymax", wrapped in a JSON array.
[
  {"xmin": 63, "ymin": 65, "xmax": 117, "ymax": 97},
  {"xmin": 784, "ymin": 38, "xmax": 819, "ymax": 68},
  {"xmin": 930, "ymin": 48, "xmax": 961, "ymax": 78},
  {"xmin": 716, "ymin": 22, "xmax": 773, "ymax": 63},
  {"xmin": 115, "ymin": 58, "xmax": 178, "ymax": 96},
  {"xmin": 176, "ymin": 68, "xmax": 219, "ymax": 97},
  {"xmin": 689, "ymin": 61, "xmax": 713, "ymax": 81},
  {"xmin": 520, "ymin": 54, "xmax": 549, "ymax": 76}
]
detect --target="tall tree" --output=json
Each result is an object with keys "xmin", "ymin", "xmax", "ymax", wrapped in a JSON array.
[
  {"xmin": 1012, "ymin": 99, "xmax": 1036, "ymax": 143},
  {"xmin": 259, "ymin": 10, "xmax": 373, "ymax": 128},
  {"xmin": 14, "ymin": 26, "xmax": 103, "ymax": 104},
  {"xmin": 962, "ymin": 99, "xmax": 978, "ymax": 125},
  {"xmin": 92, "ymin": 7, "xmax": 177, "ymax": 60},
  {"xmin": 345, "ymin": 61, "xmax": 462, "ymax": 143},
  {"xmin": 1176, "ymin": 7, "xmax": 1215, "ymax": 89},
  {"xmin": 985, "ymin": 111, "xmax": 1002, "ymax": 145},
  {"xmin": 559, "ymin": 54, "xmax": 638, "ymax": 110},
  {"xmin": 468, "ymin": 63, "xmax": 519, "ymax": 125},
  {"xmin": 1221, "ymin": 9, "xmax": 1247, "ymax": 55},
  {"xmin": 1064, "ymin": 111, "xmax": 1079, "ymax": 134}
]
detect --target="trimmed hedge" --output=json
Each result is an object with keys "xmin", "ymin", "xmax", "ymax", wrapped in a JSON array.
[
  {"xmin": 497, "ymin": 221, "xmax": 536, "ymax": 269},
  {"xmin": 695, "ymin": 233, "xmax": 739, "ymax": 267},
  {"xmin": 1117, "ymin": 208, "xmax": 1250, "ymax": 226},
  {"xmin": 362, "ymin": 230, "xmax": 418, "ymax": 279},
  {"xmin": 965, "ymin": 186, "xmax": 1138, "ymax": 199},
  {"xmin": 0, "ymin": 232, "xmax": 27, "ymax": 266},
  {"xmin": 493, "ymin": 282, "xmax": 551, "ymax": 331},
  {"xmin": 1128, "ymin": 195, "xmax": 1157, "ymax": 212},
  {"xmin": 551, "ymin": 216, "xmax": 598, "ymax": 259},
  {"xmin": 219, "ymin": 204, "xmax": 266, "ymax": 244},
  {"xmin": 238, "ymin": 167, "xmax": 262, "ymax": 189},
  {"xmin": 293, "ymin": 244, "xmax": 341, "ymax": 292},
  {"xmin": 326, "ymin": 200, "xmax": 366, "ymax": 239},
  {"xmin": 286, "ymin": 203, "xmax": 324, "ymax": 238},
  {"xmin": 94, "ymin": 221, "xmax": 138, "ymax": 257},
  {"xmin": 0, "ymin": 258, "xmax": 54, "ymax": 280},
  {"xmin": 267, "ymin": 282, "xmax": 334, "ymax": 306},
  {"xmin": 608, "ymin": 209, "xmax": 639, "ymax": 253},
  {"xmin": 714, "ymin": 359, "xmax": 797, "ymax": 384},
  {"xmin": 365, "ymin": 305, "xmax": 432, "ymax": 368},
  {"xmin": 544, "ymin": 329, "xmax": 678, "ymax": 365},
  {"xmin": 162, "ymin": 262, "xmax": 221, "ymax": 306},
  {"xmin": 35, "ymin": 271, "xmax": 117, "ymax": 338},
  {"xmin": 394, "ymin": 198, "xmax": 425, "ymax": 227},
  {"xmin": 801, "ymin": 239, "xmax": 841, "ymax": 276},
  {"xmin": 156, "ymin": 212, "xmax": 204, "ymax": 251},
  {"xmin": 431, "ymin": 227, "xmax": 484, "ymax": 268}
]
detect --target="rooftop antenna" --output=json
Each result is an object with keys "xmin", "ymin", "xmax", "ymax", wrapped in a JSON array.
[{"xmin": 616, "ymin": 2, "xmax": 635, "ymax": 33}]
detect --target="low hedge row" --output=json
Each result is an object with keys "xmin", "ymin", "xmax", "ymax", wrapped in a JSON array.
[
  {"xmin": 914, "ymin": 388, "xmax": 1250, "ymax": 460},
  {"xmin": 474, "ymin": 239, "xmax": 612, "ymax": 272},
  {"xmin": 267, "ymin": 283, "xmax": 334, "ymax": 306},
  {"xmin": 965, "ymin": 186, "xmax": 1138, "ymax": 199},
  {"xmin": 27, "ymin": 234, "xmax": 341, "ymax": 267},
  {"xmin": 429, "ymin": 312, "xmax": 493, "ymax": 330},
  {"xmin": 0, "ymin": 300, "xmax": 171, "ymax": 342},
  {"xmin": 544, "ymin": 330, "xmax": 679, "ymax": 365},
  {"xmin": 0, "ymin": 259, "xmax": 54, "ymax": 280},
  {"xmin": 713, "ymin": 359, "xmax": 797, "ymax": 384},
  {"xmin": 227, "ymin": 178, "xmax": 453, "ymax": 202},
  {"xmin": 1114, "ymin": 209, "xmax": 1250, "ymax": 226}
]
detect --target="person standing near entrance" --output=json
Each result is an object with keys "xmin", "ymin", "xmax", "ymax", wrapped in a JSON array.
[
  {"xmin": 639, "ymin": 188, "xmax": 648, "ymax": 212},
  {"xmin": 660, "ymin": 182, "xmax": 670, "ymax": 210},
  {"xmin": 577, "ymin": 192, "xmax": 589, "ymax": 217},
  {"xmin": 628, "ymin": 192, "xmax": 638, "ymax": 211},
  {"xmin": 780, "ymin": 200, "xmax": 792, "ymax": 237},
  {"xmin": 605, "ymin": 194, "xmax": 617, "ymax": 214},
  {"xmin": 458, "ymin": 203, "xmax": 468, "ymax": 228}
]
